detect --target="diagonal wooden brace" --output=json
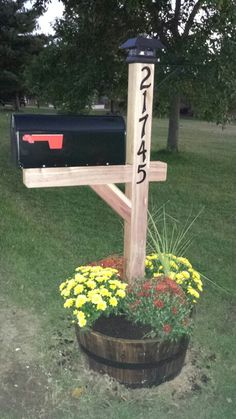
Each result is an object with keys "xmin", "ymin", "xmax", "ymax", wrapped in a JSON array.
[{"xmin": 90, "ymin": 184, "xmax": 132, "ymax": 223}]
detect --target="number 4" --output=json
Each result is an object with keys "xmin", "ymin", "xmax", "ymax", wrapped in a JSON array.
[{"xmin": 137, "ymin": 140, "xmax": 147, "ymax": 162}]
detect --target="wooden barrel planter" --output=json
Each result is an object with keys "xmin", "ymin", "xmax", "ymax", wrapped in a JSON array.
[{"xmin": 75, "ymin": 315, "xmax": 189, "ymax": 388}]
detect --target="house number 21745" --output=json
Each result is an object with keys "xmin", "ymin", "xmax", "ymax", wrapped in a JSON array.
[{"xmin": 137, "ymin": 66, "xmax": 152, "ymax": 184}]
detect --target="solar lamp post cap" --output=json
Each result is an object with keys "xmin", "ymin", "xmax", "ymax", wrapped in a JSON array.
[{"xmin": 120, "ymin": 36, "xmax": 165, "ymax": 64}]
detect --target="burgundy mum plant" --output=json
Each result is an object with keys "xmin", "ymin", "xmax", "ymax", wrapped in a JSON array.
[{"xmin": 123, "ymin": 276, "xmax": 193, "ymax": 340}]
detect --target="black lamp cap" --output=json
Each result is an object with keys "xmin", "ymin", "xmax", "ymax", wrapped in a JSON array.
[{"xmin": 120, "ymin": 36, "xmax": 165, "ymax": 64}]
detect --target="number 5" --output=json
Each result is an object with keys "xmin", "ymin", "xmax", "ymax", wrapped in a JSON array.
[{"xmin": 137, "ymin": 164, "xmax": 147, "ymax": 184}]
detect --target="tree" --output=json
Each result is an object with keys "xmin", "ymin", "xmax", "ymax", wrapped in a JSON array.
[
  {"xmin": 124, "ymin": 0, "xmax": 236, "ymax": 150},
  {"xmin": 33, "ymin": 0, "xmax": 236, "ymax": 150},
  {"xmin": 0, "ymin": 0, "xmax": 45, "ymax": 110},
  {"xmin": 29, "ymin": 0, "xmax": 146, "ymax": 112}
]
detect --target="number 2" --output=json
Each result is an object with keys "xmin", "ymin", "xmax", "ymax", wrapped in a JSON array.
[{"xmin": 140, "ymin": 66, "xmax": 151, "ymax": 90}]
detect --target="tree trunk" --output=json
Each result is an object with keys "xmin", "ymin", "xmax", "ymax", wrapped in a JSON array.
[
  {"xmin": 167, "ymin": 94, "xmax": 180, "ymax": 152},
  {"xmin": 14, "ymin": 93, "xmax": 20, "ymax": 111},
  {"xmin": 110, "ymin": 99, "xmax": 115, "ymax": 114}
]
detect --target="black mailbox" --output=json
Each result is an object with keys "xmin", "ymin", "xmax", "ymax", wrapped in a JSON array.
[{"xmin": 11, "ymin": 114, "xmax": 126, "ymax": 168}]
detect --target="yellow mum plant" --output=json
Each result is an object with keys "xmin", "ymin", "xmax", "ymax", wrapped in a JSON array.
[{"xmin": 59, "ymin": 265, "xmax": 128, "ymax": 328}]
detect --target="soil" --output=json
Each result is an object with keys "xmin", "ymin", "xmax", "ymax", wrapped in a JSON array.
[
  {"xmin": 0, "ymin": 296, "xmax": 49, "ymax": 418},
  {"xmin": 93, "ymin": 315, "xmax": 152, "ymax": 339}
]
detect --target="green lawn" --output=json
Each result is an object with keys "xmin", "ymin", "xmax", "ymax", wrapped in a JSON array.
[{"xmin": 0, "ymin": 108, "xmax": 236, "ymax": 418}]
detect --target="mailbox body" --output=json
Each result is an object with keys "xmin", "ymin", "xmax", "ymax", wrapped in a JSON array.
[{"xmin": 11, "ymin": 114, "xmax": 126, "ymax": 168}]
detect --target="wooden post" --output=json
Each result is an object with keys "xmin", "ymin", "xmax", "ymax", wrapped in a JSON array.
[{"xmin": 124, "ymin": 62, "xmax": 155, "ymax": 282}]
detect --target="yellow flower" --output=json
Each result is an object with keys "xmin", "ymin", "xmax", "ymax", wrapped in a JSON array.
[
  {"xmin": 170, "ymin": 260, "xmax": 178, "ymax": 270},
  {"xmin": 153, "ymin": 273, "xmax": 162, "ymax": 278},
  {"xmin": 176, "ymin": 279, "xmax": 184, "ymax": 285},
  {"xmin": 77, "ymin": 310, "xmax": 85, "ymax": 319},
  {"xmin": 87, "ymin": 289, "xmax": 97, "ymax": 300},
  {"xmin": 116, "ymin": 289, "xmax": 126, "ymax": 298},
  {"xmin": 77, "ymin": 311, "xmax": 87, "ymax": 327},
  {"xmin": 86, "ymin": 280, "xmax": 96, "ymax": 289},
  {"xmin": 75, "ymin": 274, "xmax": 86, "ymax": 283},
  {"xmin": 175, "ymin": 273, "xmax": 184, "ymax": 284},
  {"xmin": 99, "ymin": 288, "xmax": 111, "ymax": 297},
  {"xmin": 75, "ymin": 294, "xmax": 87, "ymax": 308},
  {"xmin": 187, "ymin": 287, "xmax": 200, "ymax": 299},
  {"xmin": 109, "ymin": 297, "xmax": 118, "ymax": 307},
  {"xmin": 148, "ymin": 254, "xmax": 158, "ymax": 260},
  {"xmin": 97, "ymin": 300, "xmax": 107, "ymax": 311},
  {"xmin": 96, "ymin": 276, "xmax": 106, "ymax": 283},
  {"xmin": 109, "ymin": 279, "xmax": 122, "ymax": 286},
  {"xmin": 78, "ymin": 318, "xmax": 87, "ymax": 327},
  {"xmin": 61, "ymin": 288, "xmax": 71, "ymax": 298},
  {"xmin": 74, "ymin": 284, "xmax": 84, "ymax": 295},
  {"xmin": 109, "ymin": 284, "xmax": 117, "ymax": 290},
  {"xmin": 104, "ymin": 268, "xmax": 118, "ymax": 275},
  {"xmin": 145, "ymin": 260, "xmax": 153, "ymax": 268},
  {"xmin": 168, "ymin": 271, "xmax": 176, "ymax": 280},
  {"xmin": 59, "ymin": 282, "xmax": 66, "ymax": 292},
  {"xmin": 91, "ymin": 293, "xmax": 103, "ymax": 305},
  {"xmin": 78, "ymin": 266, "xmax": 90, "ymax": 273},
  {"xmin": 197, "ymin": 283, "xmax": 203, "ymax": 292},
  {"xmin": 177, "ymin": 257, "xmax": 192, "ymax": 268},
  {"xmin": 182, "ymin": 271, "xmax": 190, "ymax": 279},
  {"xmin": 118, "ymin": 282, "xmax": 128, "ymax": 290},
  {"xmin": 63, "ymin": 298, "xmax": 75, "ymax": 308},
  {"xmin": 192, "ymin": 270, "xmax": 201, "ymax": 282},
  {"xmin": 67, "ymin": 279, "xmax": 76, "ymax": 290}
]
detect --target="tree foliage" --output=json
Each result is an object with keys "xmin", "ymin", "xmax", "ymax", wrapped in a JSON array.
[
  {"xmin": 28, "ymin": 0, "xmax": 236, "ymax": 148},
  {"xmin": 0, "ymin": 0, "xmax": 45, "ymax": 109}
]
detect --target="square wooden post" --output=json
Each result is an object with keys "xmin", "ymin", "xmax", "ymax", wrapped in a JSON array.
[{"xmin": 124, "ymin": 62, "xmax": 155, "ymax": 282}]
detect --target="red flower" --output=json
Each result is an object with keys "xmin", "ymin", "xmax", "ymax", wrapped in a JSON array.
[
  {"xmin": 172, "ymin": 307, "xmax": 178, "ymax": 315},
  {"xmin": 163, "ymin": 324, "xmax": 172, "ymax": 333},
  {"xmin": 143, "ymin": 281, "xmax": 152, "ymax": 291},
  {"xmin": 139, "ymin": 291, "xmax": 150, "ymax": 298},
  {"xmin": 155, "ymin": 283, "xmax": 168, "ymax": 293},
  {"xmin": 155, "ymin": 277, "xmax": 185, "ymax": 301},
  {"xmin": 154, "ymin": 299, "xmax": 164, "ymax": 308}
]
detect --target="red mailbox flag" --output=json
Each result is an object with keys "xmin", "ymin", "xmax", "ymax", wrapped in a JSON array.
[{"xmin": 22, "ymin": 134, "xmax": 64, "ymax": 150}]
